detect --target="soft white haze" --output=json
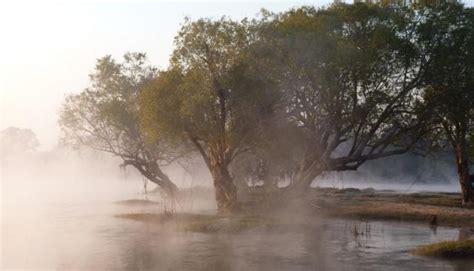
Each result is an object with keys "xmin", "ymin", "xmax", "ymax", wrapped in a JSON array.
[{"xmin": 0, "ymin": 0, "xmax": 326, "ymax": 150}]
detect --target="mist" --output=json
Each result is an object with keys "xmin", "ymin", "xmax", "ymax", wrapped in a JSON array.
[
  {"xmin": 1, "ymin": 149, "xmax": 467, "ymax": 270},
  {"xmin": 314, "ymin": 152, "xmax": 461, "ymax": 193},
  {"xmin": 2, "ymin": 1, "xmax": 474, "ymax": 270}
]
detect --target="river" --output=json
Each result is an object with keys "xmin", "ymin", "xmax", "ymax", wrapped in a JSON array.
[{"xmin": 2, "ymin": 191, "xmax": 473, "ymax": 271}]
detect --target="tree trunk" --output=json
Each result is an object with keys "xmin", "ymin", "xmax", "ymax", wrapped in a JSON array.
[
  {"xmin": 454, "ymin": 143, "xmax": 474, "ymax": 206},
  {"xmin": 210, "ymin": 164, "xmax": 238, "ymax": 213},
  {"xmin": 128, "ymin": 161, "xmax": 178, "ymax": 197},
  {"xmin": 153, "ymin": 171, "xmax": 179, "ymax": 197}
]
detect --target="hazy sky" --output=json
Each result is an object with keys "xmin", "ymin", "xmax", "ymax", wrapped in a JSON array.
[{"xmin": 1, "ymin": 0, "xmax": 473, "ymax": 150}]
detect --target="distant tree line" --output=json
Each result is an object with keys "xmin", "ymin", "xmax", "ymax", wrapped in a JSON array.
[
  {"xmin": 1, "ymin": 127, "xmax": 39, "ymax": 156},
  {"xmin": 60, "ymin": 2, "xmax": 474, "ymax": 212}
]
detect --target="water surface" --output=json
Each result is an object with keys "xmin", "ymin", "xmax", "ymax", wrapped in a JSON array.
[{"xmin": 2, "ymin": 195, "xmax": 473, "ymax": 271}]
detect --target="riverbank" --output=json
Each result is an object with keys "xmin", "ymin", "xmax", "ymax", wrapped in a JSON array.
[
  {"xmin": 147, "ymin": 186, "xmax": 474, "ymax": 228},
  {"xmin": 126, "ymin": 186, "xmax": 474, "ymax": 229},
  {"xmin": 236, "ymin": 186, "xmax": 474, "ymax": 228},
  {"xmin": 310, "ymin": 187, "xmax": 474, "ymax": 228},
  {"xmin": 413, "ymin": 239, "xmax": 474, "ymax": 259},
  {"xmin": 117, "ymin": 187, "xmax": 474, "ymax": 261}
]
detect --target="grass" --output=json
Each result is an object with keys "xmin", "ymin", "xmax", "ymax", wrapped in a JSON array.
[
  {"xmin": 116, "ymin": 187, "xmax": 474, "ymax": 232},
  {"xmin": 398, "ymin": 193, "xmax": 463, "ymax": 208},
  {"xmin": 186, "ymin": 215, "xmax": 270, "ymax": 233},
  {"xmin": 335, "ymin": 204, "xmax": 472, "ymax": 228},
  {"xmin": 322, "ymin": 203, "xmax": 474, "ymax": 227},
  {"xmin": 307, "ymin": 188, "xmax": 474, "ymax": 227},
  {"xmin": 413, "ymin": 239, "xmax": 474, "ymax": 259},
  {"xmin": 239, "ymin": 187, "xmax": 474, "ymax": 227},
  {"xmin": 115, "ymin": 212, "xmax": 271, "ymax": 233}
]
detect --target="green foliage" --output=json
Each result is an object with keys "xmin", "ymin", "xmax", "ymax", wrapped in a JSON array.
[
  {"xmin": 60, "ymin": 52, "xmax": 157, "ymax": 155},
  {"xmin": 420, "ymin": 4, "xmax": 474, "ymax": 152},
  {"xmin": 141, "ymin": 18, "xmax": 279, "ymax": 170},
  {"xmin": 250, "ymin": 3, "xmax": 431, "ymax": 187},
  {"xmin": 60, "ymin": 2, "xmax": 474, "ymax": 203},
  {"xmin": 141, "ymin": 3, "xmax": 474, "ymax": 194},
  {"xmin": 140, "ymin": 68, "xmax": 185, "ymax": 144},
  {"xmin": 59, "ymin": 53, "xmax": 181, "ymax": 194}
]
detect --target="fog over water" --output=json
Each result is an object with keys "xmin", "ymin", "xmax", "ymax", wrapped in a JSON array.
[
  {"xmin": 2, "ymin": 1, "xmax": 474, "ymax": 270},
  {"xmin": 2, "ymin": 149, "xmax": 472, "ymax": 270}
]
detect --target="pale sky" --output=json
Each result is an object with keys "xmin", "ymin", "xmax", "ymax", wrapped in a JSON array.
[{"xmin": 1, "ymin": 0, "xmax": 472, "ymax": 150}]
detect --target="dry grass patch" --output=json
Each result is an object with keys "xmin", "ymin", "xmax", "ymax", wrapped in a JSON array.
[
  {"xmin": 413, "ymin": 239, "xmax": 474, "ymax": 259},
  {"xmin": 323, "ymin": 201, "xmax": 474, "ymax": 227}
]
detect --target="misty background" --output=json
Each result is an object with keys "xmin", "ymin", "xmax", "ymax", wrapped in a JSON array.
[{"xmin": 2, "ymin": 0, "xmax": 471, "ymax": 202}]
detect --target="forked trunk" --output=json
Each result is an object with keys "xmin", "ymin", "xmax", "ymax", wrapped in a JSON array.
[
  {"xmin": 211, "ymin": 164, "xmax": 238, "ymax": 213},
  {"xmin": 455, "ymin": 143, "xmax": 474, "ymax": 206}
]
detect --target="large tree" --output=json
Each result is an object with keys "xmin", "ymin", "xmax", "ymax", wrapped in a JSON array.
[
  {"xmin": 253, "ymin": 4, "xmax": 432, "ymax": 191},
  {"xmin": 140, "ymin": 18, "xmax": 277, "ymax": 212},
  {"xmin": 420, "ymin": 4, "xmax": 474, "ymax": 205},
  {"xmin": 59, "ymin": 53, "xmax": 178, "ymax": 195}
]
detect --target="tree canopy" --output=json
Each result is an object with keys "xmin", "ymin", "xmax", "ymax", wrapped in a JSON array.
[
  {"xmin": 419, "ymin": 3, "xmax": 474, "ymax": 204},
  {"xmin": 59, "ymin": 53, "xmax": 178, "ymax": 194},
  {"xmin": 60, "ymin": 2, "xmax": 474, "ymax": 210},
  {"xmin": 244, "ymin": 3, "xmax": 434, "ymax": 190}
]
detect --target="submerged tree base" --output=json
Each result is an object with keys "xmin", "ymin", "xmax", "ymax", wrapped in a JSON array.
[{"xmin": 413, "ymin": 240, "xmax": 474, "ymax": 259}]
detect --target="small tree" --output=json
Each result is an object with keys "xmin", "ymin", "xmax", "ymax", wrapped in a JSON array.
[{"xmin": 59, "ymin": 53, "xmax": 178, "ymax": 195}]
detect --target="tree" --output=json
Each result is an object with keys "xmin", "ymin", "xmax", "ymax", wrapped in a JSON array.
[
  {"xmin": 59, "ymin": 53, "xmax": 178, "ymax": 195},
  {"xmin": 0, "ymin": 127, "xmax": 39, "ymax": 155},
  {"xmin": 420, "ymin": 4, "xmax": 474, "ymax": 205},
  {"xmin": 254, "ymin": 4, "xmax": 432, "ymax": 191},
  {"xmin": 140, "ymin": 18, "xmax": 278, "ymax": 212}
]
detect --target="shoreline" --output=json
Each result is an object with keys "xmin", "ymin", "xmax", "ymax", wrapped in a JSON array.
[
  {"xmin": 118, "ymin": 187, "xmax": 474, "ymax": 260},
  {"xmin": 126, "ymin": 186, "xmax": 474, "ymax": 229},
  {"xmin": 311, "ymin": 188, "xmax": 474, "ymax": 228}
]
